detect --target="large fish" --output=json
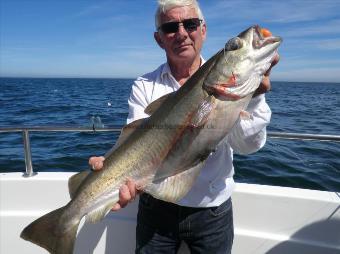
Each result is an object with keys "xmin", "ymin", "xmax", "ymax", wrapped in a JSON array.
[{"xmin": 21, "ymin": 25, "xmax": 281, "ymax": 254}]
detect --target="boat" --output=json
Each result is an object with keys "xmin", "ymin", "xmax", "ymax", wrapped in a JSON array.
[{"xmin": 1, "ymin": 127, "xmax": 339, "ymax": 254}]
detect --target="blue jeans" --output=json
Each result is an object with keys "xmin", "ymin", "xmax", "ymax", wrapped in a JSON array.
[{"xmin": 136, "ymin": 193, "xmax": 234, "ymax": 254}]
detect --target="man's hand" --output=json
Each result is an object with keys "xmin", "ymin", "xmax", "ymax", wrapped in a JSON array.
[
  {"xmin": 88, "ymin": 156, "xmax": 138, "ymax": 211},
  {"xmin": 253, "ymin": 53, "xmax": 280, "ymax": 97}
]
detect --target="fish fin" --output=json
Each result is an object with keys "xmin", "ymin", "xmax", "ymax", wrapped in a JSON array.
[
  {"xmin": 150, "ymin": 97, "xmax": 214, "ymax": 182},
  {"xmin": 68, "ymin": 171, "xmax": 90, "ymax": 199},
  {"xmin": 190, "ymin": 96, "xmax": 215, "ymax": 127},
  {"xmin": 144, "ymin": 92, "xmax": 174, "ymax": 115},
  {"xmin": 86, "ymin": 190, "xmax": 119, "ymax": 224},
  {"xmin": 145, "ymin": 162, "xmax": 204, "ymax": 203},
  {"xmin": 21, "ymin": 206, "xmax": 80, "ymax": 254}
]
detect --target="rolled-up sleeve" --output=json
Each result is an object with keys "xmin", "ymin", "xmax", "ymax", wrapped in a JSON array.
[{"xmin": 227, "ymin": 94, "xmax": 271, "ymax": 155}]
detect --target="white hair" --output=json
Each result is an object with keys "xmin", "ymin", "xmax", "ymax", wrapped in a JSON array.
[{"xmin": 155, "ymin": 0, "xmax": 205, "ymax": 30}]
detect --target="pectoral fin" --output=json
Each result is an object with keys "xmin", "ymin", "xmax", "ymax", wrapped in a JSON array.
[
  {"xmin": 150, "ymin": 96, "xmax": 214, "ymax": 181},
  {"xmin": 86, "ymin": 190, "xmax": 119, "ymax": 223},
  {"xmin": 190, "ymin": 95, "xmax": 215, "ymax": 128},
  {"xmin": 145, "ymin": 162, "xmax": 205, "ymax": 203}
]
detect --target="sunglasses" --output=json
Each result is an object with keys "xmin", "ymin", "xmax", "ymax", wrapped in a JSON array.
[{"xmin": 158, "ymin": 18, "xmax": 203, "ymax": 34}]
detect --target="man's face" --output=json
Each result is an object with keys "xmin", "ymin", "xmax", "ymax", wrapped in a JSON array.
[{"xmin": 155, "ymin": 5, "xmax": 206, "ymax": 64}]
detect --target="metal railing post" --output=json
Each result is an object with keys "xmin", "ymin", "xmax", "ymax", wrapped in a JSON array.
[{"xmin": 22, "ymin": 130, "xmax": 36, "ymax": 177}]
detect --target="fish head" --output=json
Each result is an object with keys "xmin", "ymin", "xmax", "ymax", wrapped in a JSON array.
[
  {"xmin": 236, "ymin": 25, "xmax": 281, "ymax": 74},
  {"xmin": 204, "ymin": 25, "xmax": 282, "ymax": 99}
]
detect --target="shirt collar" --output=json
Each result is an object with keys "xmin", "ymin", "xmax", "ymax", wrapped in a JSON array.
[{"xmin": 160, "ymin": 56, "xmax": 206, "ymax": 82}]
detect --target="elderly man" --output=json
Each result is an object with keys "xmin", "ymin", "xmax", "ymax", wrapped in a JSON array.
[{"xmin": 90, "ymin": 0, "xmax": 279, "ymax": 253}]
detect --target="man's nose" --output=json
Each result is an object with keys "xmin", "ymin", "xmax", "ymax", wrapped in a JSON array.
[{"xmin": 176, "ymin": 23, "xmax": 188, "ymax": 37}]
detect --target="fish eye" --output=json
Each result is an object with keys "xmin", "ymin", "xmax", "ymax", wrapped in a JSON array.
[{"xmin": 225, "ymin": 37, "xmax": 243, "ymax": 51}]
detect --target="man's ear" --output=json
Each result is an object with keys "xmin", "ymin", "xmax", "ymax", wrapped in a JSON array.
[
  {"xmin": 154, "ymin": 32, "xmax": 164, "ymax": 49},
  {"xmin": 201, "ymin": 23, "xmax": 207, "ymax": 41}
]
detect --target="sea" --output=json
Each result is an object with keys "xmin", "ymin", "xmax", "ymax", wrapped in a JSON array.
[{"xmin": 0, "ymin": 77, "xmax": 339, "ymax": 192}]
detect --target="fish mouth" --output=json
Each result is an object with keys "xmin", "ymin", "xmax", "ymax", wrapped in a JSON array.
[{"xmin": 252, "ymin": 25, "xmax": 281, "ymax": 49}]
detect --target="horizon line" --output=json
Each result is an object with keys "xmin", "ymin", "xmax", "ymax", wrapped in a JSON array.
[{"xmin": 1, "ymin": 76, "xmax": 340, "ymax": 84}]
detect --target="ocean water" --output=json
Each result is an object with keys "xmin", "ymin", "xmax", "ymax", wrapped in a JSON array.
[{"xmin": 0, "ymin": 78, "xmax": 339, "ymax": 192}]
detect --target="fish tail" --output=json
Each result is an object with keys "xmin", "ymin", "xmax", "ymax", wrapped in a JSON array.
[{"xmin": 20, "ymin": 206, "xmax": 80, "ymax": 254}]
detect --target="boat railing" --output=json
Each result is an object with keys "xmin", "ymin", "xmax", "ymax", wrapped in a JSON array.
[{"xmin": 1, "ymin": 126, "xmax": 339, "ymax": 177}]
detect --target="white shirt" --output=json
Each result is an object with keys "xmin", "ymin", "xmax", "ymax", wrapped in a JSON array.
[{"xmin": 127, "ymin": 60, "xmax": 271, "ymax": 207}]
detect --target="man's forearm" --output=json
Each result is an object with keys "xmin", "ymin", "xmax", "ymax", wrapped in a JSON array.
[{"xmin": 227, "ymin": 94, "xmax": 271, "ymax": 155}]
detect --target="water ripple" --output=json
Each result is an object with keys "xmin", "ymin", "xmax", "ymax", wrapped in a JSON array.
[{"xmin": 1, "ymin": 78, "xmax": 339, "ymax": 192}]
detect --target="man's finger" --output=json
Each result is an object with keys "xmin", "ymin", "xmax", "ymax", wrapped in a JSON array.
[
  {"xmin": 88, "ymin": 156, "xmax": 104, "ymax": 166},
  {"xmin": 126, "ymin": 179, "xmax": 137, "ymax": 200},
  {"xmin": 94, "ymin": 161, "xmax": 103, "ymax": 170},
  {"xmin": 118, "ymin": 184, "xmax": 131, "ymax": 208},
  {"xmin": 253, "ymin": 53, "xmax": 280, "ymax": 97},
  {"xmin": 110, "ymin": 181, "xmax": 136, "ymax": 212},
  {"xmin": 89, "ymin": 156, "xmax": 105, "ymax": 170},
  {"xmin": 264, "ymin": 53, "xmax": 280, "ymax": 76},
  {"xmin": 111, "ymin": 203, "xmax": 121, "ymax": 211}
]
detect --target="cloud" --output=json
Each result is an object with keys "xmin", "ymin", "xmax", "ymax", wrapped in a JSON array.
[
  {"xmin": 282, "ymin": 19, "xmax": 340, "ymax": 38},
  {"xmin": 263, "ymin": 1, "xmax": 340, "ymax": 23},
  {"xmin": 73, "ymin": 4, "xmax": 102, "ymax": 18},
  {"xmin": 283, "ymin": 37, "xmax": 340, "ymax": 52},
  {"xmin": 282, "ymin": 57, "xmax": 340, "ymax": 67},
  {"xmin": 313, "ymin": 38, "xmax": 340, "ymax": 50},
  {"xmin": 0, "ymin": 43, "xmax": 164, "ymax": 78},
  {"xmin": 204, "ymin": 0, "xmax": 340, "ymax": 24},
  {"xmin": 274, "ymin": 67, "xmax": 340, "ymax": 82}
]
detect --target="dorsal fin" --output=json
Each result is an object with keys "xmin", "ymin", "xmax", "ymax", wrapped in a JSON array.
[{"xmin": 144, "ymin": 92, "xmax": 174, "ymax": 115}]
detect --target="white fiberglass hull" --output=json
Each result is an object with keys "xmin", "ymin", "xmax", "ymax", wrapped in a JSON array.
[{"xmin": 1, "ymin": 172, "xmax": 339, "ymax": 254}]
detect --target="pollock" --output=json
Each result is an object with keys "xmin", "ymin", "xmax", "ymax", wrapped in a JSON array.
[{"xmin": 21, "ymin": 25, "xmax": 281, "ymax": 254}]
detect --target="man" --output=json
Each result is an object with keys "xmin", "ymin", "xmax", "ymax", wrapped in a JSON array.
[{"xmin": 89, "ymin": 0, "xmax": 279, "ymax": 253}]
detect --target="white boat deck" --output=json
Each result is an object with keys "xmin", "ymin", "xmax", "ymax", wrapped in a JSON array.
[{"xmin": 1, "ymin": 172, "xmax": 340, "ymax": 254}]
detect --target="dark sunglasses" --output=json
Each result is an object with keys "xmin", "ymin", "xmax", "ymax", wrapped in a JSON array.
[{"xmin": 158, "ymin": 18, "xmax": 203, "ymax": 34}]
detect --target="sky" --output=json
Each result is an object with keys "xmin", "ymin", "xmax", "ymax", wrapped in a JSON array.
[{"xmin": 1, "ymin": 0, "xmax": 340, "ymax": 82}]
